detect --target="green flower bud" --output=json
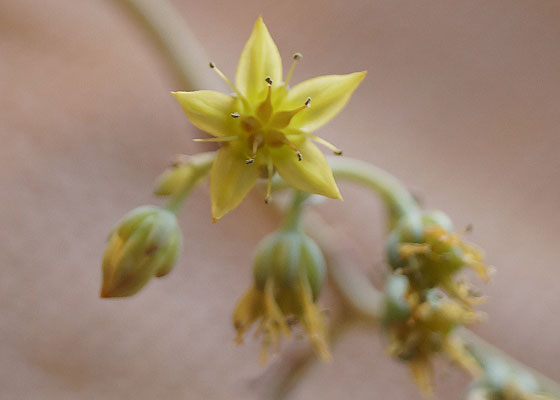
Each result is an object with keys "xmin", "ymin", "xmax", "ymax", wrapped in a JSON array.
[
  {"xmin": 382, "ymin": 274, "xmax": 411, "ymax": 323},
  {"xmin": 395, "ymin": 212, "xmax": 424, "ymax": 243},
  {"xmin": 253, "ymin": 230, "xmax": 326, "ymax": 300},
  {"xmin": 100, "ymin": 205, "xmax": 182, "ymax": 298},
  {"xmin": 421, "ymin": 210, "xmax": 453, "ymax": 231}
]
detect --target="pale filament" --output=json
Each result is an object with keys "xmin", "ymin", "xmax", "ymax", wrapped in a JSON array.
[
  {"xmin": 209, "ymin": 61, "xmax": 250, "ymax": 109},
  {"xmin": 306, "ymin": 133, "xmax": 343, "ymax": 155},
  {"xmin": 284, "ymin": 53, "xmax": 302, "ymax": 87}
]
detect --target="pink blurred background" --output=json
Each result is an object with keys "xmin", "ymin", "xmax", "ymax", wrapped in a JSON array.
[{"xmin": 1, "ymin": 0, "xmax": 559, "ymax": 398}]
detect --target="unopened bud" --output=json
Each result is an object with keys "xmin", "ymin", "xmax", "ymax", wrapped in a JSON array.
[
  {"xmin": 253, "ymin": 230, "xmax": 326, "ymax": 299},
  {"xmin": 382, "ymin": 275, "xmax": 411, "ymax": 323},
  {"xmin": 154, "ymin": 161, "xmax": 196, "ymax": 197},
  {"xmin": 100, "ymin": 206, "xmax": 182, "ymax": 298},
  {"xmin": 422, "ymin": 210, "xmax": 453, "ymax": 231}
]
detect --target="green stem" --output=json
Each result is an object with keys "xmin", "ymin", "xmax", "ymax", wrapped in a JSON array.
[
  {"xmin": 115, "ymin": 0, "xmax": 218, "ymax": 91},
  {"xmin": 266, "ymin": 317, "xmax": 356, "ymax": 400},
  {"xmin": 305, "ymin": 210, "xmax": 384, "ymax": 319},
  {"xmin": 164, "ymin": 152, "xmax": 216, "ymax": 214},
  {"xmin": 327, "ymin": 156, "xmax": 420, "ymax": 222},
  {"xmin": 282, "ymin": 191, "xmax": 308, "ymax": 232},
  {"xmin": 458, "ymin": 328, "xmax": 560, "ymax": 397}
]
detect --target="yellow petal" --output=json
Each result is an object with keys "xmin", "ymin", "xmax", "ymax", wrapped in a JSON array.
[
  {"xmin": 235, "ymin": 17, "xmax": 283, "ymax": 103},
  {"xmin": 271, "ymin": 140, "xmax": 341, "ymax": 199},
  {"xmin": 210, "ymin": 146, "xmax": 259, "ymax": 221},
  {"xmin": 282, "ymin": 72, "xmax": 366, "ymax": 132},
  {"xmin": 172, "ymin": 90, "xmax": 235, "ymax": 137}
]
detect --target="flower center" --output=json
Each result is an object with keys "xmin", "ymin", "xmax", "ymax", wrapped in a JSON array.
[{"xmin": 232, "ymin": 77, "xmax": 311, "ymax": 165}]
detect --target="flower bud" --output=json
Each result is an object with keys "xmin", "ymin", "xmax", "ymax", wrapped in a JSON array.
[
  {"xmin": 381, "ymin": 274, "xmax": 411, "ymax": 324},
  {"xmin": 154, "ymin": 162, "xmax": 196, "ymax": 197},
  {"xmin": 234, "ymin": 229, "xmax": 330, "ymax": 362},
  {"xmin": 100, "ymin": 205, "xmax": 182, "ymax": 298},
  {"xmin": 386, "ymin": 210, "xmax": 490, "ymax": 305},
  {"xmin": 253, "ymin": 230, "xmax": 326, "ymax": 299},
  {"xmin": 421, "ymin": 210, "xmax": 453, "ymax": 231}
]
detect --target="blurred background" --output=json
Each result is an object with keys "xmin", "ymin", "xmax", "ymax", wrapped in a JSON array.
[{"xmin": 1, "ymin": 0, "xmax": 559, "ymax": 398}]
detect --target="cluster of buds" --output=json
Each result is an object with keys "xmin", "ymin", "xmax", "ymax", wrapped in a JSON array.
[
  {"xmin": 465, "ymin": 357, "xmax": 553, "ymax": 400},
  {"xmin": 233, "ymin": 227, "xmax": 330, "ymax": 363},
  {"xmin": 100, "ymin": 206, "xmax": 182, "ymax": 298},
  {"xmin": 386, "ymin": 210, "xmax": 492, "ymax": 307},
  {"xmin": 382, "ymin": 275, "xmax": 483, "ymax": 396},
  {"xmin": 382, "ymin": 210, "xmax": 493, "ymax": 395}
]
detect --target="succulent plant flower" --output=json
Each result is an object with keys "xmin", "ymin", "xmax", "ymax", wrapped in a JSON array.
[{"xmin": 173, "ymin": 17, "xmax": 365, "ymax": 221}]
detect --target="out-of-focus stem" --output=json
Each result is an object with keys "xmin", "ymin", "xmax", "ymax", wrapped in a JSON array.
[
  {"xmin": 281, "ymin": 191, "xmax": 308, "ymax": 232},
  {"xmin": 458, "ymin": 328, "xmax": 560, "ymax": 397},
  {"xmin": 265, "ymin": 317, "xmax": 355, "ymax": 400},
  {"xmin": 115, "ymin": 0, "xmax": 218, "ymax": 91},
  {"xmin": 305, "ymin": 210, "xmax": 384, "ymax": 319}
]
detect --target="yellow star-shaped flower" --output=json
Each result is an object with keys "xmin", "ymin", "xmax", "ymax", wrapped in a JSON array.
[{"xmin": 173, "ymin": 17, "xmax": 365, "ymax": 221}]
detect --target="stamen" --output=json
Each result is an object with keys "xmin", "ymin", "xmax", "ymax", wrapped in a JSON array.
[
  {"xmin": 209, "ymin": 61, "xmax": 249, "ymax": 108},
  {"xmin": 284, "ymin": 139, "xmax": 303, "ymax": 161},
  {"xmin": 265, "ymin": 158, "xmax": 274, "ymax": 204},
  {"xmin": 230, "ymin": 112, "xmax": 240, "ymax": 118},
  {"xmin": 246, "ymin": 135, "xmax": 263, "ymax": 165},
  {"xmin": 306, "ymin": 133, "xmax": 343, "ymax": 155},
  {"xmin": 252, "ymin": 135, "xmax": 263, "ymax": 158},
  {"xmin": 284, "ymin": 53, "xmax": 302, "ymax": 87},
  {"xmin": 193, "ymin": 136, "xmax": 239, "ymax": 143},
  {"xmin": 305, "ymin": 97, "xmax": 312, "ymax": 107},
  {"xmin": 257, "ymin": 77, "xmax": 274, "ymax": 122}
]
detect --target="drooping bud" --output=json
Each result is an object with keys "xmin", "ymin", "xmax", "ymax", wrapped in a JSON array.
[
  {"xmin": 233, "ymin": 229, "xmax": 330, "ymax": 362},
  {"xmin": 100, "ymin": 206, "xmax": 182, "ymax": 298},
  {"xmin": 253, "ymin": 230, "xmax": 326, "ymax": 300}
]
